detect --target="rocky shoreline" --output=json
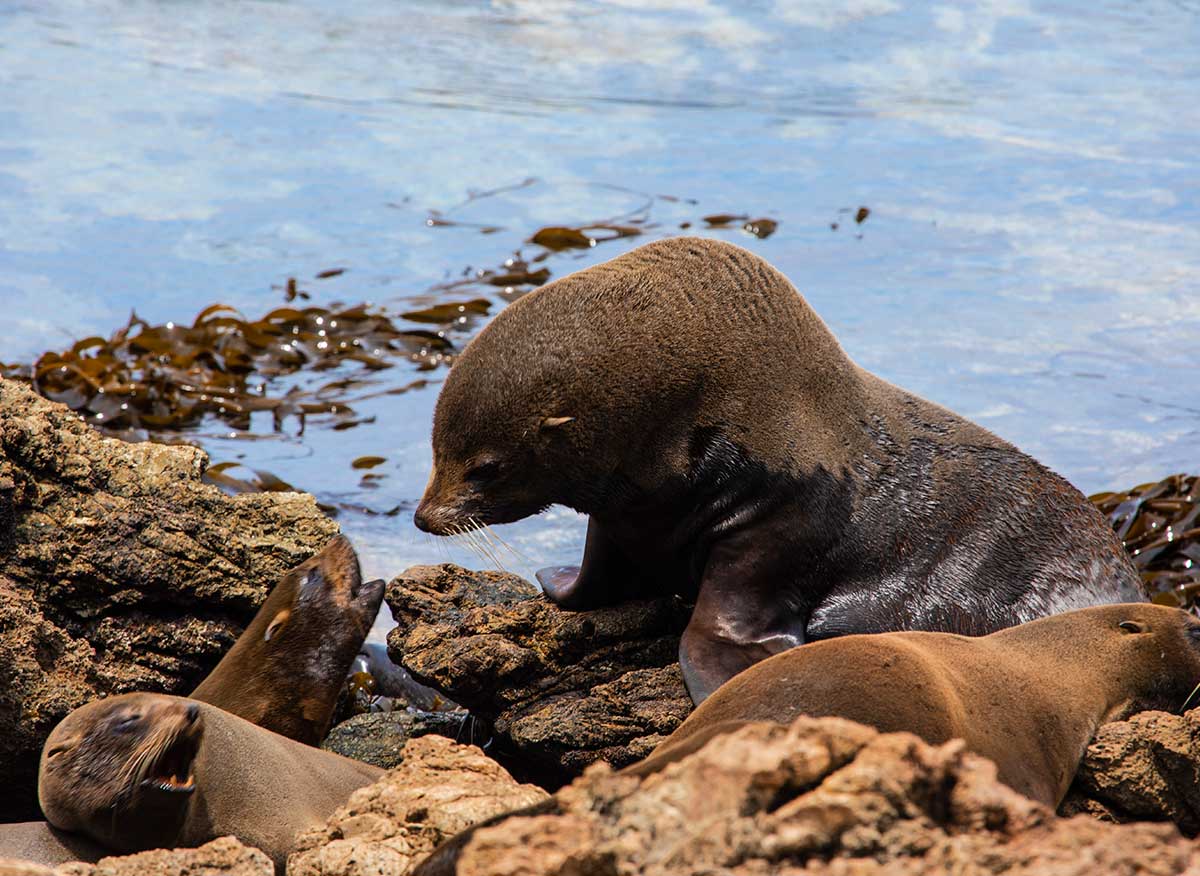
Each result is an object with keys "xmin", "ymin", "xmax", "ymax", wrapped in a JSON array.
[{"xmin": 3, "ymin": 380, "xmax": 1200, "ymax": 875}]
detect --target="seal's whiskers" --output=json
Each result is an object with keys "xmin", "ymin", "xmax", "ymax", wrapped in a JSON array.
[{"xmin": 480, "ymin": 521, "xmax": 528, "ymax": 565}]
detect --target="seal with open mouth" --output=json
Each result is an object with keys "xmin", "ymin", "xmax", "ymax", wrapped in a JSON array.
[
  {"xmin": 37, "ymin": 693, "xmax": 382, "ymax": 870},
  {"xmin": 414, "ymin": 236, "xmax": 1144, "ymax": 704},
  {"xmin": 190, "ymin": 534, "xmax": 385, "ymax": 745}
]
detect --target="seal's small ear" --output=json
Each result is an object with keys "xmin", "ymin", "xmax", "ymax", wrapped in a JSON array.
[
  {"xmin": 265, "ymin": 609, "xmax": 291, "ymax": 642},
  {"xmin": 540, "ymin": 416, "xmax": 575, "ymax": 430}
]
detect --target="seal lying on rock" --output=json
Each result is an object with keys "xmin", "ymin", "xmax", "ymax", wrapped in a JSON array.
[
  {"xmin": 0, "ymin": 820, "xmax": 107, "ymax": 867},
  {"xmin": 635, "ymin": 603, "xmax": 1200, "ymax": 806},
  {"xmin": 191, "ymin": 534, "xmax": 385, "ymax": 745},
  {"xmin": 413, "ymin": 235, "xmax": 1145, "ymax": 703},
  {"xmin": 36, "ymin": 694, "xmax": 382, "ymax": 870}
]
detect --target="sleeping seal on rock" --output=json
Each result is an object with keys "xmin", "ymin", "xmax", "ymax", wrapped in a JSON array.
[
  {"xmin": 633, "ymin": 603, "xmax": 1200, "ymax": 806},
  {"xmin": 36, "ymin": 693, "xmax": 382, "ymax": 871}
]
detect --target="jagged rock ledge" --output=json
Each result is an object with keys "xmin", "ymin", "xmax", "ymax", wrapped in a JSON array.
[
  {"xmin": 0, "ymin": 380, "xmax": 338, "ymax": 819},
  {"xmin": 422, "ymin": 716, "xmax": 1200, "ymax": 876},
  {"xmin": 385, "ymin": 563, "xmax": 694, "ymax": 786}
]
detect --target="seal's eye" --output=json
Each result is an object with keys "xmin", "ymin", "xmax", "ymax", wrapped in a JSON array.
[
  {"xmin": 115, "ymin": 713, "xmax": 142, "ymax": 732},
  {"xmin": 465, "ymin": 460, "xmax": 502, "ymax": 483},
  {"xmin": 1118, "ymin": 621, "xmax": 1146, "ymax": 634}
]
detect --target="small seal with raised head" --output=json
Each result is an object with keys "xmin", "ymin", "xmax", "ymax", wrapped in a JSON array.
[
  {"xmin": 634, "ymin": 603, "xmax": 1200, "ymax": 806},
  {"xmin": 413, "ymin": 236, "xmax": 1144, "ymax": 704},
  {"xmin": 37, "ymin": 693, "xmax": 382, "ymax": 870},
  {"xmin": 190, "ymin": 534, "xmax": 385, "ymax": 745}
]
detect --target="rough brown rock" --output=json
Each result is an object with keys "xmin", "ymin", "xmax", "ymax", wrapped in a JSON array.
[
  {"xmin": 385, "ymin": 564, "xmax": 693, "ymax": 785},
  {"xmin": 288, "ymin": 734, "xmax": 548, "ymax": 876},
  {"xmin": 427, "ymin": 717, "xmax": 1199, "ymax": 876},
  {"xmin": 321, "ymin": 709, "xmax": 473, "ymax": 770},
  {"xmin": 0, "ymin": 837, "xmax": 271, "ymax": 876},
  {"xmin": 0, "ymin": 380, "xmax": 338, "ymax": 819},
  {"xmin": 1060, "ymin": 708, "xmax": 1200, "ymax": 835}
]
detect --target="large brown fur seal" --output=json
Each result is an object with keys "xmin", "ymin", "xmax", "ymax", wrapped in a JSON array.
[
  {"xmin": 637, "ymin": 603, "xmax": 1200, "ymax": 805},
  {"xmin": 413, "ymin": 236, "xmax": 1145, "ymax": 703},
  {"xmin": 191, "ymin": 533, "xmax": 384, "ymax": 744},
  {"xmin": 36, "ymin": 694, "xmax": 382, "ymax": 870}
]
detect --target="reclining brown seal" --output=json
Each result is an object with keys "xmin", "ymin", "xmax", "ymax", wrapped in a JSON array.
[
  {"xmin": 191, "ymin": 533, "xmax": 385, "ymax": 745},
  {"xmin": 411, "ymin": 603, "xmax": 1200, "ymax": 876},
  {"xmin": 413, "ymin": 236, "xmax": 1145, "ymax": 703},
  {"xmin": 0, "ymin": 820, "xmax": 107, "ymax": 868},
  {"xmin": 635, "ymin": 603, "xmax": 1200, "ymax": 805},
  {"xmin": 35, "ymin": 693, "xmax": 382, "ymax": 871}
]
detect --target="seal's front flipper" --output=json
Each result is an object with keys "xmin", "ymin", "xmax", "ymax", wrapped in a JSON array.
[
  {"xmin": 536, "ymin": 565, "xmax": 588, "ymax": 607},
  {"xmin": 535, "ymin": 518, "xmax": 642, "ymax": 611},
  {"xmin": 680, "ymin": 538, "xmax": 808, "ymax": 704},
  {"xmin": 679, "ymin": 624, "xmax": 761, "ymax": 704}
]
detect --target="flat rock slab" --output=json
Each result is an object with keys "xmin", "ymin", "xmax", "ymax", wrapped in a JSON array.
[
  {"xmin": 0, "ymin": 381, "xmax": 338, "ymax": 819},
  {"xmin": 385, "ymin": 564, "xmax": 693, "ymax": 785},
  {"xmin": 322, "ymin": 709, "xmax": 473, "ymax": 770}
]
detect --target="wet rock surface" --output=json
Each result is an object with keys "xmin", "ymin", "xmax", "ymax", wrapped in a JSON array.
[
  {"xmin": 424, "ymin": 716, "xmax": 1199, "ymax": 876},
  {"xmin": 385, "ymin": 564, "xmax": 694, "ymax": 786},
  {"xmin": 289, "ymin": 734, "xmax": 548, "ymax": 876},
  {"xmin": 0, "ymin": 381, "xmax": 338, "ymax": 819},
  {"xmin": 322, "ymin": 709, "xmax": 473, "ymax": 770},
  {"xmin": 1060, "ymin": 708, "xmax": 1200, "ymax": 835}
]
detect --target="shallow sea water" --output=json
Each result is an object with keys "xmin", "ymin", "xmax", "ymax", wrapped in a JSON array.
[{"xmin": 1, "ymin": 0, "xmax": 1197, "ymax": 594}]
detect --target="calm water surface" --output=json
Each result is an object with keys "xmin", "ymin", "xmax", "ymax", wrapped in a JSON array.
[{"xmin": 1, "ymin": 0, "xmax": 1198, "ymax": 589}]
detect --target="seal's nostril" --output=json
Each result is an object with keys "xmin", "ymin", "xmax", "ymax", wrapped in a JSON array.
[{"xmin": 413, "ymin": 507, "xmax": 431, "ymax": 533}]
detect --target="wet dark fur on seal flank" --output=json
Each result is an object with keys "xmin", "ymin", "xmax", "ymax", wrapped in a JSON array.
[
  {"xmin": 413, "ymin": 604, "xmax": 1200, "ymax": 876},
  {"xmin": 415, "ymin": 236, "xmax": 1144, "ymax": 703},
  {"xmin": 37, "ymin": 694, "xmax": 382, "ymax": 872},
  {"xmin": 190, "ymin": 534, "xmax": 385, "ymax": 745}
]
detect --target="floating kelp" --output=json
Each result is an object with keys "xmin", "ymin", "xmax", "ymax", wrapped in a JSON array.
[
  {"xmin": 401, "ymin": 298, "xmax": 491, "ymax": 324},
  {"xmin": 1091, "ymin": 474, "xmax": 1200, "ymax": 609},
  {"xmin": 742, "ymin": 218, "xmax": 778, "ymax": 239},
  {"xmin": 702, "ymin": 213, "xmax": 747, "ymax": 227},
  {"xmin": 528, "ymin": 224, "xmax": 642, "ymax": 251},
  {"xmin": 702, "ymin": 213, "xmax": 778, "ymax": 239},
  {"xmin": 29, "ymin": 303, "xmax": 452, "ymax": 433}
]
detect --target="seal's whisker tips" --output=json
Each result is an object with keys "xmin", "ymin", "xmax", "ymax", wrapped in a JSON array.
[
  {"xmin": 471, "ymin": 517, "xmax": 507, "ymax": 572},
  {"xmin": 1180, "ymin": 679, "xmax": 1200, "ymax": 713}
]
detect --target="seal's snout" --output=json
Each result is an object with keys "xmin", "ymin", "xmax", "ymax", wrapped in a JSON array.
[
  {"xmin": 413, "ymin": 504, "xmax": 435, "ymax": 533},
  {"xmin": 316, "ymin": 534, "xmax": 362, "ymax": 595},
  {"xmin": 413, "ymin": 496, "xmax": 460, "ymax": 536}
]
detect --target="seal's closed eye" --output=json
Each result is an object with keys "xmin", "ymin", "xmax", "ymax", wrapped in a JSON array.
[
  {"xmin": 466, "ymin": 459, "xmax": 502, "ymax": 483},
  {"xmin": 1118, "ymin": 621, "xmax": 1146, "ymax": 634}
]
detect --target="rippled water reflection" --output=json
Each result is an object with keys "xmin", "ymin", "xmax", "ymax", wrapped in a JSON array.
[{"xmin": 2, "ymin": 0, "xmax": 1197, "ymax": 585}]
